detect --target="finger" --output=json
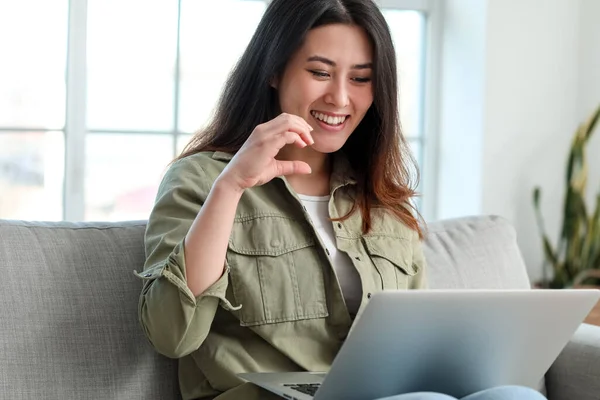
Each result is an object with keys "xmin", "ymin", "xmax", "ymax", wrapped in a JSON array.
[
  {"xmin": 275, "ymin": 112, "xmax": 313, "ymax": 131},
  {"xmin": 270, "ymin": 131, "xmax": 308, "ymax": 151},
  {"xmin": 272, "ymin": 114, "xmax": 314, "ymax": 145},
  {"xmin": 275, "ymin": 160, "xmax": 312, "ymax": 177},
  {"xmin": 278, "ymin": 130, "xmax": 308, "ymax": 149},
  {"xmin": 299, "ymin": 124, "xmax": 314, "ymax": 146},
  {"xmin": 291, "ymin": 116, "xmax": 315, "ymax": 145},
  {"xmin": 291, "ymin": 114, "xmax": 314, "ymax": 134}
]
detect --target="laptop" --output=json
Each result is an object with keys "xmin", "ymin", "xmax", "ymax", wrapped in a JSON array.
[{"xmin": 238, "ymin": 289, "xmax": 600, "ymax": 400}]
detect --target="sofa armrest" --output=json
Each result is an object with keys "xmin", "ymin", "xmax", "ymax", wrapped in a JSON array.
[{"xmin": 545, "ymin": 323, "xmax": 600, "ymax": 400}]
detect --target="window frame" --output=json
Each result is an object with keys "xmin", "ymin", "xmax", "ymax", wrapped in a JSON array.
[
  {"xmin": 1, "ymin": 0, "xmax": 441, "ymax": 222},
  {"xmin": 377, "ymin": 0, "xmax": 442, "ymax": 221},
  {"xmin": 383, "ymin": 0, "xmax": 443, "ymax": 222}
]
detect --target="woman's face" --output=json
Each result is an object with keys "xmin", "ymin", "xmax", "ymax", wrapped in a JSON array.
[{"xmin": 276, "ymin": 23, "xmax": 374, "ymax": 154}]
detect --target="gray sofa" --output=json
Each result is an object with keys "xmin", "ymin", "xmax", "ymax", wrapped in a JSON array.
[{"xmin": 0, "ymin": 215, "xmax": 598, "ymax": 399}]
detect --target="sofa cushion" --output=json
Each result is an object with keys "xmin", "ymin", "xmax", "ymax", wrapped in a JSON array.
[
  {"xmin": 0, "ymin": 220, "xmax": 178, "ymax": 400},
  {"xmin": 424, "ymin": 215, "xmax": 532, "ymax": 289}
]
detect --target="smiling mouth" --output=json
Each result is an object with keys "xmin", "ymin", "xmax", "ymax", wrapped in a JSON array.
[{"xmin": 310, "ymin": 111, "xmax": 349, "ymax": 126}]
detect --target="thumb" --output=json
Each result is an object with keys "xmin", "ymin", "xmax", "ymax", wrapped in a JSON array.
[{"xmin": 275, "ymin": 160, "xmax": 312, "ymax": 177}]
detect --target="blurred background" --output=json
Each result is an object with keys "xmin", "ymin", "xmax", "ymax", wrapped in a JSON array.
[{"xmin": 0, "ymin": 0, "xmax": 427, "ymax": 222}]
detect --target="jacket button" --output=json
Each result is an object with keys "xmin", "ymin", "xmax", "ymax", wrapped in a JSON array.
[
  {"xmin": 337, "ymin": 223, "xmax": 342, "ymax": 229},
  {"xmin": 367, "ymin": 293, "xmax": 372, "ymax": 299},
  {"xmin": 144, "ymin": 273, "xmax": 152, "ymax": 278}
]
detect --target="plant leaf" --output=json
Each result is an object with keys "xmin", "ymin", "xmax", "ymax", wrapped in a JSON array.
[
  {"xmin": 532, "ymin": 187, "xmax": 560, "ymax": 275},
  {"xmin": 587, "ymin": 194, "xmax": 600, "ymax": 270},
  {"xmin": 582, "ymin": 104, "xmax": 600, "ymax": 142},
  {"xmin": 535, "ymin": 104, "xmax": 600, "ymax": 287},
  {"xmin": 533, "ymin": 187, "xmax": 541, "ymax": 209},
  {"xmin": 542, "ymin": 235, "xmax": 559, "ymax": 266}
]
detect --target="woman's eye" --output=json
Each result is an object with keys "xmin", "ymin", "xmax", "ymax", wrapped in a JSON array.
[
  {"xmin": 353, "ymin": 77, "xmax": 372, "ymax": 83},
  {"xmin": 309, "ymin": 70, "xmax": 330, "ymax": 78}
]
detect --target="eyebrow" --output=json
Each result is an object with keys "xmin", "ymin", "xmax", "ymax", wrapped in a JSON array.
[{"xmin": 306, "ymin": 55, "xmax": 373, "ymax": 70}]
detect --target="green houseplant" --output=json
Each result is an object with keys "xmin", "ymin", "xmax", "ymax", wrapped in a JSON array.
[{"xmin": 533, "ymin": 104, "xmax": 600, "ymax": 289}]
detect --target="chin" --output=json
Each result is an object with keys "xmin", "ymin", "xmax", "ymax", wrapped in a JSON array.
[{"xmin": 311, "ymin": 142, "xmax": 345, "ymax": 154}]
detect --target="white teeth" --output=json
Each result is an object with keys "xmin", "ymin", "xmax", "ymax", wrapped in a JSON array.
[{"xmin": 311, "ymin": 111, "xmax": 346, "ymax": 126}]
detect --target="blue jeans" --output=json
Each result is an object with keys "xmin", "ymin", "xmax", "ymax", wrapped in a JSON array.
[{"xmin": 374, "ymin": 386, "xmax": 547, "ymax": 400}]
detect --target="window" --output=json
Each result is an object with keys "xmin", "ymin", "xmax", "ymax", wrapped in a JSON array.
[
  {"xmin": 0, "ymin": 0, "xmax": 68, "ymax": 221},
  {"xmin": 0, "ymin": 0, "xmax": 439, "ymax": 221}
]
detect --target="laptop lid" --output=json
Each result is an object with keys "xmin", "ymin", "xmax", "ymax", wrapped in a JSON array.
[{"xmin": 312, "ymin": 289, "xmax": 599, "ymax": 400}]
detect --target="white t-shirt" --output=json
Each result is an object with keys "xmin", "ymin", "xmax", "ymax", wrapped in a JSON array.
[{"xmin": 298, "ymin": 194, "xmax": 363, "ymax": 316}]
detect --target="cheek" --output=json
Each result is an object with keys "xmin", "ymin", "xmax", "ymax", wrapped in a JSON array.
[
  {"xmin": 350, "ymin": 83, "xmax": 372, "ymax": 100},
  {"xmin": 353, "ymin": 90, "xmax": 374, "ymax": 115},
  {"xmin": 299, "ymin": 81, "xmax": 326, "ymax": 107},
  {"xmin": 280, "ymin": 77, "xmax": 322, "ymax": 112}
]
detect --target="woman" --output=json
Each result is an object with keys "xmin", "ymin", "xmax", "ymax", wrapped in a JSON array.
[{"xmin": 137, "ymin": 1, "xmax": 547, "ymax": 399}]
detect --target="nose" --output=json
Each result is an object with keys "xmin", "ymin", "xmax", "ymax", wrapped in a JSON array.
[{"xmin": 324, "ymin": 79, "xmax": 349, "ymax": 108}]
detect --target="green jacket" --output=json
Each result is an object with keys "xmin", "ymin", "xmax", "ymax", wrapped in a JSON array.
[{"xmin": 136, "ymin": 151, "xmax": 427, "ymax": 400}]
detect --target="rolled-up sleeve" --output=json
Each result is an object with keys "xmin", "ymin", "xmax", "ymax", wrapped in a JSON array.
[{"xmin": 135, "ymin": 157, "xmax": 239, "ymax": 359}]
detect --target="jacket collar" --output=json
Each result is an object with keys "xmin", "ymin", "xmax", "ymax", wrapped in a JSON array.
[
  {"xmin": 331, "ymin": 151, "xmax": 358, "ymax": 188},
  {"xmin": 212, "ymin": 151, "xmax": 234, "ymax": 161}
]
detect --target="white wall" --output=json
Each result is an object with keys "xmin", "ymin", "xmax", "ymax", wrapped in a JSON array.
[
  {"xmin": 481, "ymin": 0, "xmax": 580, "ymax": 284},
  {"xmin": 436, "ymin": 0, "xmax": 600, "ymax": 283},
  {"xmin": 436, "ymin": 0, "xmax": 487, "ymax": 219},
  {"xmin": 577, "ymin": 0, "xmax": 600, "ymax": 210}
]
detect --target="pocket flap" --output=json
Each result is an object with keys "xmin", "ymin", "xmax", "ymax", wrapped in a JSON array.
[
  {"xmin": 229, "ymin": 216, "xmax": 315, "ymax": 256},
  {"xmin": 363, "ymin": 235, "xmax": 417, "ymax": 275}
]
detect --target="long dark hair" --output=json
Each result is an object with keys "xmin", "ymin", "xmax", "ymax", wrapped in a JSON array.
[{"xmin": 178, "ymin": 0, "xmax": 424, "ymax": 237}]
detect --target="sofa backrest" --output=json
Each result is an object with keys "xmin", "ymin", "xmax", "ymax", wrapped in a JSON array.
[
  {"xmin": 0, "ymin": 215, "xmax": 532, "ymax": 399},
  {"xmin": 424, "ymin": 215, "xmax": 532, "ymax": 289},
  {"xmin": 0, "ymin": 220, "xmax": 179, "ymax": 400}
]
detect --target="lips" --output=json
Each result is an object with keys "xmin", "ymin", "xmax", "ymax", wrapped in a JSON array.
[
  {"xmin": 310, "ymin": 110, "xmax": 351, "ymax": 133},
  {"xmin": 310, "ymin": 110, "xmax": 349, "ymax": 126}
]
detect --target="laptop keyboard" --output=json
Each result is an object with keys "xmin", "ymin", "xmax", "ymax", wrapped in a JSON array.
[{"xmin": 284, "ymin": 383, "xmax": 321, "ymax": 396}]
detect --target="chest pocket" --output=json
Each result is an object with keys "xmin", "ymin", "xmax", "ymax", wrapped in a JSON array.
[
  {"xmin": 226, "ymin": 216, "xmax": 329, "ymax": 327},
  {"xmin": 363, "ymin": 236, "xmax": 417, "ymax": 290}
]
